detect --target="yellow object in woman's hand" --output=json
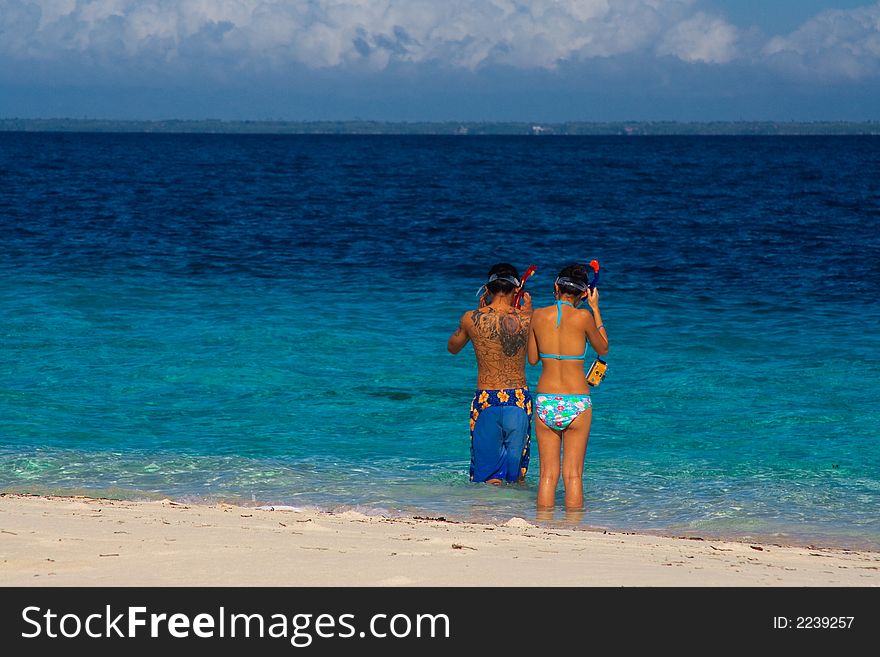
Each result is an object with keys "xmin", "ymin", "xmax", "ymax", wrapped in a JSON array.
[{"xmin": 586, "ymin": 358, "xmax": 607, "ymax": 387}]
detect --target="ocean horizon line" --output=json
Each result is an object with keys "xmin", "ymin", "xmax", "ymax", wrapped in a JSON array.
[{"xmin": 2, "ymin": 118, "xmax": 880, "ymax": 136}]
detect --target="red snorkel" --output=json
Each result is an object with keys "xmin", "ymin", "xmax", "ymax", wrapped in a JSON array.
[{"xmin": 513, "ymin": 264, "xmax": 537, "ymax": 309}]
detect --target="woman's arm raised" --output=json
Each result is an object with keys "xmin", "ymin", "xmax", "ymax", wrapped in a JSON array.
[{"xmin": 583, "ymin": 288, "xmax": 608, "ymax": 356}]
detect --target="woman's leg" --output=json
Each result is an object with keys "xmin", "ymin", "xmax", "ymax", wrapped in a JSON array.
[
  {"xmin": 535, "ymin": 419, "xmax": 561, "ymax": 509},
  {"xmin": 560, "ymin": 408, "xmax": 593, "ymax": 510}
]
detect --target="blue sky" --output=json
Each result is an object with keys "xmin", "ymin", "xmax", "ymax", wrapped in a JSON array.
[{"xmin": 1, "ymin": 1, "xmax": 879, "ymax": 121}]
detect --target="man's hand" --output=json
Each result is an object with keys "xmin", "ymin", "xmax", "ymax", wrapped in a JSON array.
[{"xmin": 519, "ymin": 292, "xmax": 533, "ymax": 313}]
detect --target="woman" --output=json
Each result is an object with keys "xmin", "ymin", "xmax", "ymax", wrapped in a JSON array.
[{"xmin": 527, "ymin": 264, "xmax": 609, "ymax": 509}]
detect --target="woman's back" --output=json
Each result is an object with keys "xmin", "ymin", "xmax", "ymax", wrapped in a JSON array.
[{"xmin": 530, "ymin": 301, "xmax": 594, "ymax": 394}]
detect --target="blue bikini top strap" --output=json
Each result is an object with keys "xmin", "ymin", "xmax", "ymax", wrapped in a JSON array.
[{"xmin": 555, "ymin": 300, "xmax": 574, "ymax": 327}]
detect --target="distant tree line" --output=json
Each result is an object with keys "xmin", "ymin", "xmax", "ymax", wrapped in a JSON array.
[{"xmin": 1, "ymin": 118, "xmax": 879, "ymax": 135}]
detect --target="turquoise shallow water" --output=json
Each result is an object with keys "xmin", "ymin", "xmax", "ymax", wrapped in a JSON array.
[
  {"xmin": 1, "ymin": 133, "xmax": 878, "ymax": 549},
  {"xmin": 1, "ymin": 272, "xmax": 877, "ymax": 549}
]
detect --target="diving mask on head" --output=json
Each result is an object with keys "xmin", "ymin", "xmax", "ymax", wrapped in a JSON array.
[
  {"xmin": 475, "ymin": 273, "xmax": 522, "ymax": 298},
  {"xmin": 554, "ymin": 276, "xmax": 588, "ymax": 306},
  {"xmin": 555, "ymin": 261, "xmax": 600, "ymax": 303},
  {"xmin": 554, "ymin": 276, "xmax": 588, "ymax": 292}
]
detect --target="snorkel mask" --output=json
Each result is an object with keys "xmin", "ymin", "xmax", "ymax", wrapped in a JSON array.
[
  {"xmin": 554, "ymin": 260, "xmax": 600, "ymax": 305},
  {"xmin": 475, "ymin": 272, "xmax": 521, "ymax": 299},
  {"xmin": 554, "ymin": 276, "xmax": 588, "ymax": 302}
]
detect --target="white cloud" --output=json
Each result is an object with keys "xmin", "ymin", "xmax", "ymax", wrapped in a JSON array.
[
  {"xmin": 0, "ymin": 0, "xmax": 739, "ymax": 73},
  {"xmin": 656, "ymin": 11, "xmax": 738, "ymax": 63},
  {"xmin": 5, "ymin": 0, "xmax": 879, "ymax": 82},
  {"xmin": 763, "ymin": 2, "xmax": 880, "ymax": 79}
]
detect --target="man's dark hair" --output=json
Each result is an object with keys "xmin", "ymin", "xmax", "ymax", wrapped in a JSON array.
[
  {"xmin": 486, "ymin": 263, "xmax": 520, "ymax": 295},
  {"xmin": 556, "ymin": 263, "xmax": 590, "ymax": 296}
]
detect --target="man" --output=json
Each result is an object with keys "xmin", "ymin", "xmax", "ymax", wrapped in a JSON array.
[{"xmin": 447, "ymin": 263, "xmax": 533, "ymax": 484}]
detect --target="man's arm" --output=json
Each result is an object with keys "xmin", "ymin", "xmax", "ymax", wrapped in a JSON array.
[{"xmin": 447, "ymin": 314, "xmax": 471, "ymax": 354}]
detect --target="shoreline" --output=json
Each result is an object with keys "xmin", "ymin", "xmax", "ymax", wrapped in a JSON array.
[
  {"xmin": 1, "ymin": 493, "xmax": 878, "ymax": 586},
  {"xmin": 4, "ymin": 484, "xmax": 877, "ymax": 555}
]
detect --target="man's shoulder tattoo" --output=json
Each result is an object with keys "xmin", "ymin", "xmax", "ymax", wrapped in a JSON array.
[
  {"xmin": 470, "ymin": 308, "xmax": 529, "ymax": 356},
  {"xmin": 470, "ymin": 307, "xmax": 495, "ymax": 327}
]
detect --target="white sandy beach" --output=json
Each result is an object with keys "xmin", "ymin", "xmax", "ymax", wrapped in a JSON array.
[{"xmin": 0, "ymin": 493, "xmax": 877, "ymax": 586}]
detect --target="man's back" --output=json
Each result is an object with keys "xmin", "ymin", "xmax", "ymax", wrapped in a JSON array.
[{"xmin": 462, "ymin": 306, "xmax": 530, "ymax": 390}]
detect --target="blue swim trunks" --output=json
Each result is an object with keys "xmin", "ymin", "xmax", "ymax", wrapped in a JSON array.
[{"xmin": 469, "ymin": 388, "xmax": 532, "ymax": 483}]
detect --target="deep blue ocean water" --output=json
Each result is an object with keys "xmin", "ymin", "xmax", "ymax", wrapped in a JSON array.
[{"xmin": 1, "ymin": 133, "xmax": 878, "ymax": 549}]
